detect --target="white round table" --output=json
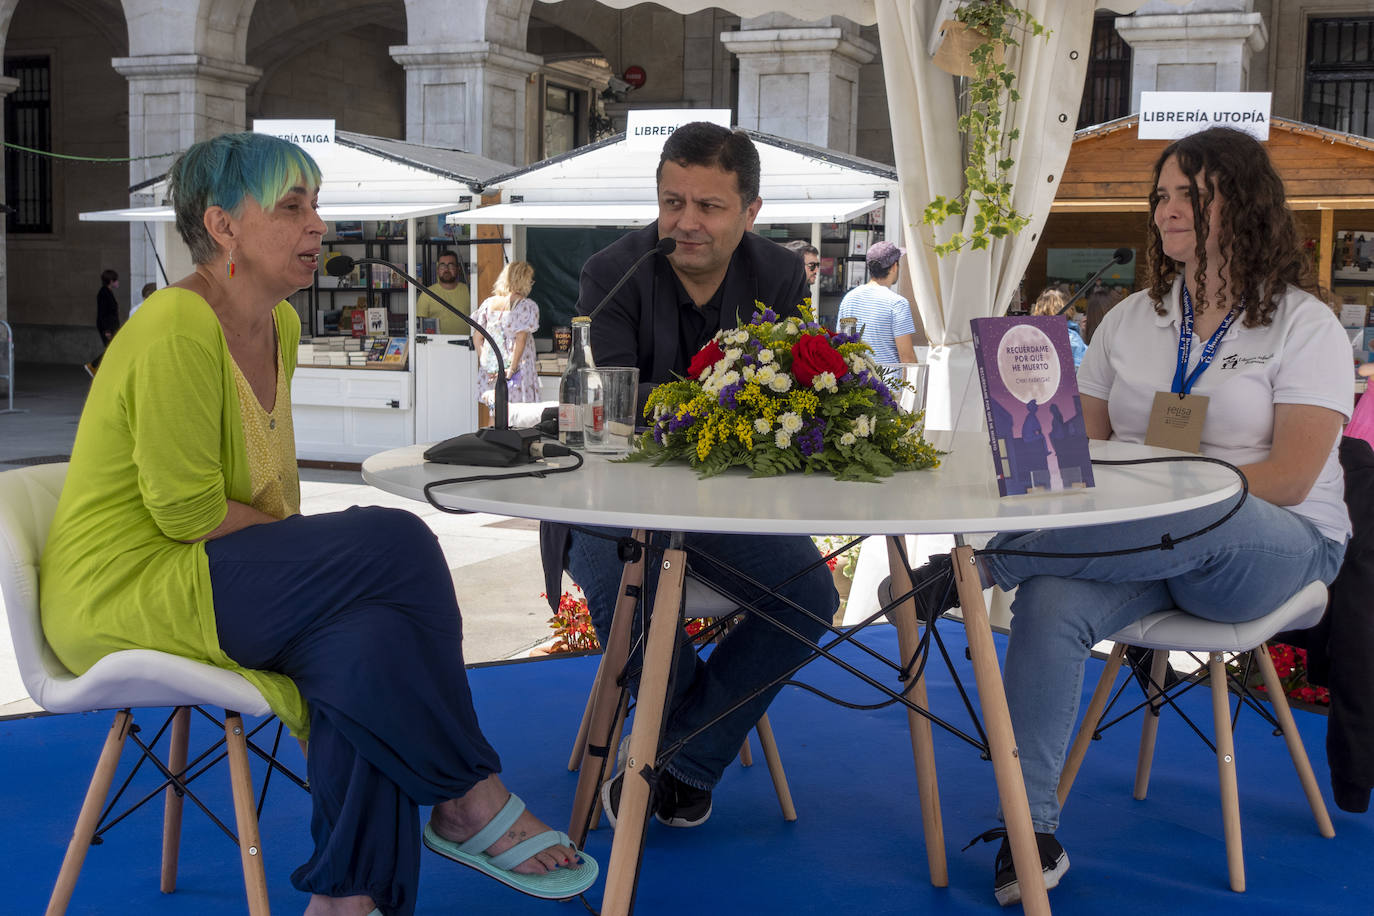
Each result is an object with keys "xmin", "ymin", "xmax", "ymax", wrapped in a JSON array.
[{"xmin": 362, "ymin": 433, "xmax": 1242, "ymax": 916}]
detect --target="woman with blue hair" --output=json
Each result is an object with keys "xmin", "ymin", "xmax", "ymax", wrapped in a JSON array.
[{"xmin": 39, "ymin": 132, "xmax": 597, "ymax": 916}]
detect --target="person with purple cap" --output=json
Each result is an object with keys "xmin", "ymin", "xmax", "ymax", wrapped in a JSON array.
[{"xmin": 837, "ymin": 239, "xmax": 918, "ymax": 364}]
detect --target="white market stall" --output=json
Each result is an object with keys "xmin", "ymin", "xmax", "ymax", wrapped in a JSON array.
[
  {"xmin": 80, "ymin": 121, "xmax": 512, "ymax": 463},
  {"xmin": 450, "ymin": 129, "xmax": 903, "ymax": 328}
]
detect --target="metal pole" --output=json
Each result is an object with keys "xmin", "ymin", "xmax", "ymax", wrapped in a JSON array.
[{"xmin": 0, "ymin": 319, "xmax": 29, "ymax": 415}]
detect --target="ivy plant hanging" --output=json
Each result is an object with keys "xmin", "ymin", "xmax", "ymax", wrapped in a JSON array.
[{"xmin": 923, "ymin": 1, "xmax": 1049, "ymax": 256}]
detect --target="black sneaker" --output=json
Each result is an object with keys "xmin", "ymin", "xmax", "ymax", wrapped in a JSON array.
[
  {"xmin": 991, "ymin": 830, "xmax": 1069, "ymax": 906},
  {"xmin": 911, "ymin": 553, "xmax": 961, "ymax": 623},
  {"xmin": 600, "ymin": 767, "xmax": 713, "ymax": 829},
  {"xmin": 655, "ymin": 770, "xmax": 712, "ymax": 827}
]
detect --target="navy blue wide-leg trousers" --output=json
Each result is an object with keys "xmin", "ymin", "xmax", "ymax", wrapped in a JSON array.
[{"xmin": 208, "ymin": 506, "xmax": 500, "ymax": 916}]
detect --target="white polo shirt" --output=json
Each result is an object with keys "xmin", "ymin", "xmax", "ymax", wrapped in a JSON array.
[{"xmin": 1079, "ymin": 279, "xmax": 1352, "ymax": 542}]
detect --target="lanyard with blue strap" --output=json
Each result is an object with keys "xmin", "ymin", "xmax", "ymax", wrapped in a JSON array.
[{"xmin": 1172, "ymin": 284, "xmax": 1241, "ymax": 397}]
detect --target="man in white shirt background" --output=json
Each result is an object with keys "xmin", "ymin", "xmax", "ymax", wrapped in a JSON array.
[{"xmin": 837, "ymin": 240, "xmax": 917, "ymax": 364}]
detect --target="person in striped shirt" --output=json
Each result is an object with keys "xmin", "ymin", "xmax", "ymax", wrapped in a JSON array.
[{"xmin": 837, "ymin": 240, "xmax": 918, "ymax": 364}]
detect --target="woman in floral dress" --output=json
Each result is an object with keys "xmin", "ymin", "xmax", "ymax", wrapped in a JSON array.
[{"xmin": 473, "ymin": 260, "xmax": 541, "ymax": 403}]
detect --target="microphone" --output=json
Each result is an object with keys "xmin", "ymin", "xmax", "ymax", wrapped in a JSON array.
[
  {"xmin": 324, "ymin": 253, "xmax": 541, "ymax": 467},
  {"xmin": 1057, "ymin": 247, "xmax": 1133, "ymax": 316},
  {"xmin": 586, "ymin": 237, "xmax": 676, "ymax": 321}
]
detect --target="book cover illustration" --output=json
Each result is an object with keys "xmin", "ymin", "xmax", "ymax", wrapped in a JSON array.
[
  {"xmin": 382, "ymin": 336, "xmax": 409, "ymax": 365},
  {"xmin": 970, "ymin": 315, "xmax": 1095, "ymax": 497}
]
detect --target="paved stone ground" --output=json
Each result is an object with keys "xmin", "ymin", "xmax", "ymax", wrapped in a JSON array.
[{"xmin": 0, "ymin": 363, "xmax": 568, "ymax": 715}]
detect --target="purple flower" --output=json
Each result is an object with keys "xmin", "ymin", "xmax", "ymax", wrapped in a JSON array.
[
  {"xmin": 718, "ymin": 382, "xmax": 741, "ymax": 409},
  {"xmin": 754, "ymin": 307, "xmax": 779, "ymax": 323},
  {"xmin": 667, "ymin": 411, "xmax": 695, "ymax": 433},
  {"xmin": 796, "ymin": 418, "xmax": 827, "ymax": 457}
]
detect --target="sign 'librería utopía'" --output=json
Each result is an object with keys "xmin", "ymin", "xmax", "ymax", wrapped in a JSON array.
[{"xmin": 1138, "ymin": 92, "xmax": 1271, "ymax": 141}]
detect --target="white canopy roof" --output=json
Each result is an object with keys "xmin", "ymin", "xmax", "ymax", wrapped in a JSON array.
[
  {"xmin": 81, "ymin": 202, "xmax": 462, "ymax": 224},
  {"xmin": 451, "ymin": 197, "xmax": 885, "ymax": 228}
]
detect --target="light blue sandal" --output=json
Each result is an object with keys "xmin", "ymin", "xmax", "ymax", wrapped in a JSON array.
[{"xmin": 422, "ymin": 794, "xmax": 599, "ymax": 900}]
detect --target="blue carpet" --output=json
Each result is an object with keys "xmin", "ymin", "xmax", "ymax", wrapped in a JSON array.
[{"xmin": 3, "ymin": 625, "xmax": 1370, "ymax": 914}]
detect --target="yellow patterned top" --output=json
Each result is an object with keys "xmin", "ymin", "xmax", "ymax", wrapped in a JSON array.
[{"xmin": 229, "ymin": 344, "xmax": 300, "ymax": 519}]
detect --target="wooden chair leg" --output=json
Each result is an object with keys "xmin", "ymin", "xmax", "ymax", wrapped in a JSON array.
[
  {"xmin": 1134, "ymin": 648, "xmax": 1171, "ymax": 800},
  {"xmin": 754, "ymin": 714, "xmax": 796, "ymax": 822},
  {"xmin": 1059, "ymin": 643, "xmax": 1127, "ymax": 808},
  {"xmin": 1208, "ymin": 653, "xmax": 1245, "ymax": 893},
  {"xmin": 225, "ymin": 712, "xmax": 271, "ymax": 916},
  {"xmin": 738, "ymin": 734, "xmax": 754, "ymax": 766},
  {"xmin": 589, "ymin": 693, "xmax": 628, "ymax": 833},
  {"xmin": 886, "ymin": 536, "xmax": 948, "ymax": 887},
  {"xmin": 1253, "ymin": 644, "xmax": 1336, "ymax": 839},
  {"xmin": 602, "ymin": 541, "xmax": 687, "ymax": 916},
  {"xmin": 568, "ymin": 678, "xmax": 598, "ymax": 772},
  {"xmin": 47, "ymin": 710, "xmax": 133, "ymax": 916},
  {"xmin": 160, "ymin": 706, "xmax": 190, "ymax": 893},
  {"xmin": 568, "ymin": 531, "xmax": 645, "ymax": 846}
]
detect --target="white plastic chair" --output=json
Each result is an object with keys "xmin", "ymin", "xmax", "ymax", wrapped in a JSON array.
[
  {"xmin": 1057, "ymin": 580, "xmax": 1336, "ymax": 892},
  {"xmin": 0, "ymin": 463, "xmax": 299, "ymax": 915}
]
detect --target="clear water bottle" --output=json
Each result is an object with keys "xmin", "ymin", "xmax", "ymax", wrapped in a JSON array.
[{"xmin": 558, "ymin": 317, "xmax": 595, "ymax": 448}]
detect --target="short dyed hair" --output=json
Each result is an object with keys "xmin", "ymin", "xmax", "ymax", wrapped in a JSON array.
[
  {"xmin": 656, "ymin": 121, "xmax": 760, "ymax": 208},
  {"xmin": 493, "ymin": 260, "xmax": 535, "ymax": 300},
  {"xmin": 168, "ymin": 132, "xmax": 322, "ymax": 265}
]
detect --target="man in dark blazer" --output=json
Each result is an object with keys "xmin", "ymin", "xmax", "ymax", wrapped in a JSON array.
[{"xmin": 541, "ymin": 122, "xmax": 836, "ymax": 830}]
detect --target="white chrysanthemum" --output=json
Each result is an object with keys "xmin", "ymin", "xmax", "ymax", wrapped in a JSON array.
[
  {"xmin": 725, "ymin": 347, "xmax": 743, "ymax": 362},
  {"xmin": 757, "ymin": 348, "xmax": 774, "ymax": 364},
  {"xmin": 783, "ymin": 320, "xmax": 800, "ymax": 336},
  {"xmin": 755, "ymin": 365, "xmax": 777, "ymax": 385},
  {"xmin": 733, "ymin": 330, "xmax": 750, "ymax": 346},
  {"xmin": 774, "ymin": 430, "xmax": 792, "ymax": 449},
  {"xmin": 720, "ymin": 369, "xmax": 740, "ymax": 387},
  {"xmin": 811, "ymin": 371, "xmax": 838, "ymax": 393},
  {"xmin": 754, "ymin": 418, "xmax": 771, "ymax": 434},
  {"xmin": 768, "ymin": 374, "xmax": 793, "ymax": 393},
  {"xmin": 854, "ymin": 415, "xmax": 872, "ymax": 437},
  {"xmin": 848, "ymin": 355, "xmax": 867, "ymax": 373},
  {"xmin": 779, "ymin": 412, "xmax": 803, "ymax": 434},
  {"xmin": 840, "ymin": 432, "xmax": 856, "ymax": 446},
  {"xmin": 743, "ymin": 364, "xmax": 756, "ymax": 381}
]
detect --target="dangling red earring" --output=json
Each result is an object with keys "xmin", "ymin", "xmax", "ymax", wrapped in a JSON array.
[{"xmin": 226, "ymin": 249, "xmax": 236, "ymax": 279}]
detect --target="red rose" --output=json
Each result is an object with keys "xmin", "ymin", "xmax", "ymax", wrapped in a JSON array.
[
  {"xmin": 790, "ymin": 334, "xmax": 848, "ymax": 388},
  {"xmin": 688, "ymin": 339, "xmax": 725, "ymax": 379}
]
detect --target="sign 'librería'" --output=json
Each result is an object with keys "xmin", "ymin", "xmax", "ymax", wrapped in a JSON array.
[{"xmin": 1138, "ymin": 91, "xmax": 1272, "ymax": 141}]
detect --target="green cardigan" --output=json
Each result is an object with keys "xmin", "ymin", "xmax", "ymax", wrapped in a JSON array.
[{"xmin": 40, "ymin": 288, "xmax": 309, "ymax": 736}]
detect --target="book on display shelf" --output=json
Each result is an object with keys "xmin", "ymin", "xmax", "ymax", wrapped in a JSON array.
[
  {"xmin": 970, "ymin": 314, "xmax": 1095, "ymax": 497},
  {"xmin": 382, "ymin": 337, "xmax": 409, "ymax": 365}
]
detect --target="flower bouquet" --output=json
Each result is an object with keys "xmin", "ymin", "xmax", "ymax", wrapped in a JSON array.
[{"xmin": 627, "ymin": 304, "xmax": 940, "ymax": 482}]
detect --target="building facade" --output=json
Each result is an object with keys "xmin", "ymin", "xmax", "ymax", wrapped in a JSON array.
[{"xmin": 0, "ymin": 0, "xmax": 1370, "ymax": 361}]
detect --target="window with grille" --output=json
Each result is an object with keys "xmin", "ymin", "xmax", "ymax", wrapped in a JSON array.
[
  {"xmin": 3, "ymin": 56, "xmax": 52, "ymax": 234},
  {"xmin": 1077, "ymin": 13, "xmax": 1132, "ymax": 129},
  {"xmin": 1304, "ymin": 17, "xmax": 1374, "ymax": 138},
  {"xmin": 542, "ymin": 83, "xmax": 582, "ymax": 159}
]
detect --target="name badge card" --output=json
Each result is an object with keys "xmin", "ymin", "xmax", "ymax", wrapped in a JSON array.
[{"xmin": 1145, "ymin": 392, "xmax": 1208, "ymax": 453}]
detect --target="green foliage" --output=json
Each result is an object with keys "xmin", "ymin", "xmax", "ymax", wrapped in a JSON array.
[{"xmin": 922, "ymin": 1, "xmax": 1049, "ymax": 257}]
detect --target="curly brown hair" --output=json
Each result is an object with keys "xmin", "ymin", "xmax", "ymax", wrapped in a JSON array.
[{"xmin": 1144, "ymin": 127, "xmax": 1313, "ymax": 327}]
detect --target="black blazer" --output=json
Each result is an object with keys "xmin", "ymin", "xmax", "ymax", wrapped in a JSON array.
[{"xmin": 540, "ymin": 222, "xmax": 809, "ymax": 609}]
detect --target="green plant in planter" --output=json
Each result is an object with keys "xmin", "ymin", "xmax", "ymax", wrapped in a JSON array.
[{"xmin": 923, "ymin": 1, "xmax": 1048, "ymax": 256}]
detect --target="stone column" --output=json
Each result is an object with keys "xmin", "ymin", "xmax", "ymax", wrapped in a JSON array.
[
  {"xmin": 112, "ymin": 54, "xmax": 261, "ymax": 294},
  {"xmin": 0, "ymin": 74, "xmax": 18, "ymax": 325},
  {"xmin": 1116, "ymin": 6, "xmax": 1268, "ymax": 110},
  {"xmin": 389, "ymin": 43, "xmax": 541, "ymax": 165},
  {"xmin": 720, "ymin": 17, "xmax": 876, "ymax": 154}
]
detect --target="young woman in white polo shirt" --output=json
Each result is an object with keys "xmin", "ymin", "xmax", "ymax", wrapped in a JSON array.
[{"xmin": 916, "ymin": 126, "xmax": 1352, "ymax": 905}]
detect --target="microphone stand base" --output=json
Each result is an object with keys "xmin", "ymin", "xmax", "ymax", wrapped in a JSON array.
[{"xmin": 424, "ymin": 427, "xmax": 544, "ymax": 467}]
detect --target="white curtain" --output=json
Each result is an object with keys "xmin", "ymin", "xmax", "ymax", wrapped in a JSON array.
[{"xmin": 873, "ymin": 0, "xmax": 1148, "ymax": 430}]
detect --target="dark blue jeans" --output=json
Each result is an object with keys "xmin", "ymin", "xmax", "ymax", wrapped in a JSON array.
[
  {"xmin": 208, "ymin": 506, "xmax": 500, "ymax": 916},
  {"xmin": 566, "ymin": 528, "xmax": 837, "ymax": 789}
]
